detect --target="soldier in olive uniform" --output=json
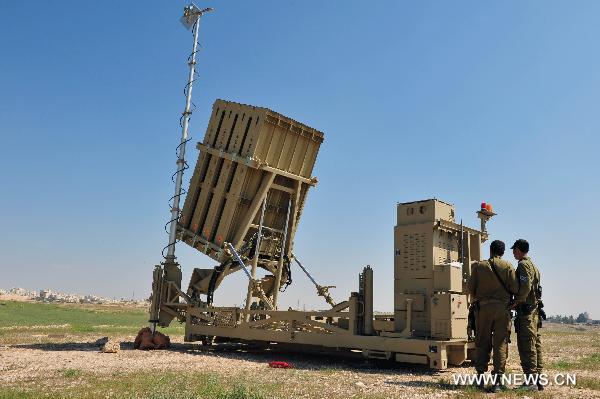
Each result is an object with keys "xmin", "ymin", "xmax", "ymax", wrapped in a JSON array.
[
  {"xmin": 468, "ymin": 240, "xmax": 518, "ymax": 392},
  {"xmin": 511, "ymin": 239, "xmax": 544, "ymax": 391}
]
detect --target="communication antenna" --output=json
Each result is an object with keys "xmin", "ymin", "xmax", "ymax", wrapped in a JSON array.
[{"xmin": 164, "ymin": 4, "xmax": 214, "ymax": 262}]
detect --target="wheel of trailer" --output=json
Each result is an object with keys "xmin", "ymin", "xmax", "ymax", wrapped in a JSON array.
[{"xmin": 201, "ymin": 335, "xmax": 214, "ymax": 346}]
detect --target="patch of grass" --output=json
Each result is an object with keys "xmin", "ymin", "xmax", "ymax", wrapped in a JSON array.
[
  {"xmin": 576, "ymin": 376, "xmax": 600, "ymax": 391},
  {"xmin": 0, "ymin": 300, "xmax": 184, "ymax": 340},
  {"xmin": 61, "ymin": 368, "xmax": 81, "ymax": 378},
  {"xmin": 579, "ymin": 353, "xmax": 600, "ymax": 369},
  {"xmin": 544, "ymin": 330, "xmax": 587, "ymax": 336},
  {"xmin": 549, "ymin": 359, "xmax": 575, "ymax": 371},
  {"xmin": 351, "ymin": 394, "xmax": 389, "ymax": 399},
  {"xmin": 455, "ymin": 385, "xmax": 482, "ymax": 398},
  {"xmin": 71, "ymin": 325, "xmax": 95, "ymax": 333},
  {"xmin": 0, "ymin": 301, "xmax": 148, "ymax": 328},
  {"xmin": 0, "ymin": 371, "xmax": 278, "ymax": 399},
  {"xmin": 456, "ymin": 385, "xmax": 544, "ymax": 398},
  {"xmin": 548, "ymin": 353, "xmax": 600, "ymax": 371},
  {"xmin": 0, "ymin": 392, "xmax": 42, "ymax": 399}
]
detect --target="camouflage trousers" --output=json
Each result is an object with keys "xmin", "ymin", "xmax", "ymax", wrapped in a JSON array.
[
  {"xmin": 474, "ymin": 301, "xmax": 512, "ymax": 374},
  {"xmin": 515, "ymin": 312, "xmax": 543, "ymax": 375}
]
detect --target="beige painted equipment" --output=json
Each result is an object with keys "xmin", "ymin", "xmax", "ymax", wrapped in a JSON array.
[
  {"xmin": 149, "ymin": 99, "xmax": 494, "ymax": 369},
  {"xmin": 178, "ymin": 99, "xmax": 322, "ymax": 262},
  {"xmin": 392, "ymin": 199, "xmax": 485, "ymax": 342}
]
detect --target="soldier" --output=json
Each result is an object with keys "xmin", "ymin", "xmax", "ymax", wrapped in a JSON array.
[
  {"xmin": 511, "ymin": 239, "xmax": 544, "ymax": 391},
  {"xmin": 468, "ymin": 240, "xmax": 518, "ymax": 392}
]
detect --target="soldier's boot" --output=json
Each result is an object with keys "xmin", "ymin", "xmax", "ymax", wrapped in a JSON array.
[
  {"xmin": 521, "ymin": 384, "xmax": 539, "ymax": 392},
  {"xmin": 536, "ymin": 369, "xmax": 545, "ymax": 391},
  {"xmin": 518, "ymin": 374, "xmax": 539, "ymax": 392},
  {"xmin": 491, "ymin": 383, "xmax": 504, "ymax": 393},
  {"xmin": 490, "ymin": 375, "xmax": 506, "ymax": 393},
  {"xmin": 475, "ymin": 372, "xmax": 486, "ymax": 391}
]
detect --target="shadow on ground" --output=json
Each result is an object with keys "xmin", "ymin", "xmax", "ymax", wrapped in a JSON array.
[
  {"xmin": 13, "ymin": 342, "xmax": 102, "ymax": 352},
  {"xmin": 11, "ymin": 339, "xmax": 470, "ymax": 377}
]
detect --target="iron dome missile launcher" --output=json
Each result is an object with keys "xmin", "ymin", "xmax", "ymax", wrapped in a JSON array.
[{"xmin": 149, "ymin": 98, "xmax": 496, "ymax": 369}]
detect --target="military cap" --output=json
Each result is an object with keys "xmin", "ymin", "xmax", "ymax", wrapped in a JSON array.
[{"xmin": 511, "ymin": 239, "xmax": 529, "ymax": 253}]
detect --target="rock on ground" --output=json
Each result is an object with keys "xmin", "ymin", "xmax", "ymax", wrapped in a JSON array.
[{"xmin": 99, "ymin": 337, "xmax": 120, "ymax": 353}]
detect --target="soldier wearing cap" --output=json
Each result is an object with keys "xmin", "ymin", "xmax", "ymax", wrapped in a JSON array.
[
  {"xmin": 468, "ymin": 240, "xmax": 518, "ymax": 392},
  {"xmin": 511, "ymin": 239, "xmax": 544, "ymax": 391}
]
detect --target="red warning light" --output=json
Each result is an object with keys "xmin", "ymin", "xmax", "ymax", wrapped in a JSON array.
[{"xmin": 481, "ymin": 202, "xmax": 487, "ymax": 210}]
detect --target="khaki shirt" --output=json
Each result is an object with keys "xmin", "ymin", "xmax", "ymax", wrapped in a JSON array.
[
  {"xmin": 514, "ymin": 256, "xmax": 541, "ymax": 307},
  {"xmin": 468, "ymin": 256, "xmax": 518, "ymax": 304}
]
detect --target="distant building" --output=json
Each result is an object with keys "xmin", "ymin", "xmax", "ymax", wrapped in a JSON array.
[
  {"xmin": 8, "ymin": 287, "xmax": 36, "ymax": 298},
  {"xmin": 2, "ymin": 286, "xmax": 148, "ymax": 305}
]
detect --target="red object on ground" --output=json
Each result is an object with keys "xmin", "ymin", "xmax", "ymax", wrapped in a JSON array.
[{"xmin": 268, "ymin": 361, "xmax": 293, "ymax": 369}]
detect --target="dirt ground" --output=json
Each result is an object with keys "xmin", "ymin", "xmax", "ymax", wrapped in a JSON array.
[
  {"xmin": 0, "ymin": 328, "xmax": 598, "ymax": 398},
  {"xmin": 0, "ymin": 299, "xmax": 598, "ymax": 398}
]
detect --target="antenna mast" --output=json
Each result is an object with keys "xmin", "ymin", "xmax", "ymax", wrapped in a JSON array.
[
  {"xmin": 150, "ymin": 4, "xmax": 213, "ymax": 332},
  {"xmin": 165, "ymin": 4, "xmax": 213, "ymax": 262}
]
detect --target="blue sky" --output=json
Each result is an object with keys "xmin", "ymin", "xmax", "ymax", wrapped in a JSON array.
[{"xmin": 1, "ymin": 1, "xmax": 598, "ymax": 317}]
